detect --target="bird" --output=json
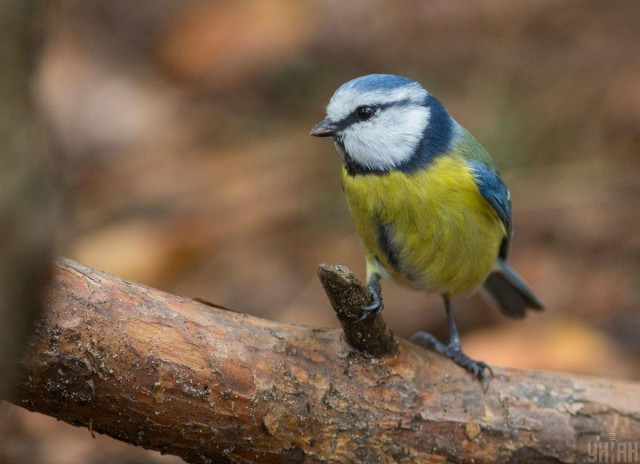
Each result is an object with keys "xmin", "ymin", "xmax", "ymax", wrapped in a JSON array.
[{"xmin": 310, "ymin": 74, "xmax": 544, "ymax": 389}]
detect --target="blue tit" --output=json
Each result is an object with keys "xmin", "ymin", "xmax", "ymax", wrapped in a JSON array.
[{"xmin": 310, "ymin": 74, "xmax": 543, "ymax": 389}]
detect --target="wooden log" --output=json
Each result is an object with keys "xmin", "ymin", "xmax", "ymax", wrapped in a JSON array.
[{"xmin": 9, "ymin": 258, "xmax": 640, "ymax": 463}]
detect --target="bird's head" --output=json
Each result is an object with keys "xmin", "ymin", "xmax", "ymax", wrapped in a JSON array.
[{"xmin": 311, "ymin": 74, "xmax": 443, "ymax": 174}]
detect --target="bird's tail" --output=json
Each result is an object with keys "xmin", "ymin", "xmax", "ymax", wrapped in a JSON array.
[{"xmin": 482, "ymin": 259, "xmax": 544, "ymax": 319}]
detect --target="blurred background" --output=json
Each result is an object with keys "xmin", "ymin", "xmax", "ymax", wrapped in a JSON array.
[{"xmin": 1, "ymin": 0, "xmax": 639, "ymax": 463}]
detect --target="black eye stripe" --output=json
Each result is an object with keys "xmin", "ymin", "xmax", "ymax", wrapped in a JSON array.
[
  {"xmin": 333, "ymin": 113, "xmax": 360, "ymax": 131},
  {"xmin": 333, "ymin": 98, "xmax": 417, "ymax": 131}
]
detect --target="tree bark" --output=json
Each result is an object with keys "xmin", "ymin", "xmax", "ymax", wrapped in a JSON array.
[
  {"xmin": 317, "ymin": 263, "xmax": 398, "ymax": 357},
  {"xmin": 9, "ymin": 258, "xmax": 640, "ymax": 464},
  {"xmin": 0, "ymin": 0, "xmax": 57, "ymax": 397}
]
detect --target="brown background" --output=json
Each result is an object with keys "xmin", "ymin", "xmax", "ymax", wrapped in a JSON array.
[{"xmin": 1, "ymin": 1, "xmax": 638, "ymax": 463}]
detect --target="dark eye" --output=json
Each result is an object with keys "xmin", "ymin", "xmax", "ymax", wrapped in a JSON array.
[{"xmin": 355, "ymin": 105, "xmax": 376, "ymax": 121}]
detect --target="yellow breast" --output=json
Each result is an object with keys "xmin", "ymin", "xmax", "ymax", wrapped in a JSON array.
[{"xmin": 342, "ymin": 154, "xmax": 504, "ymax": 295}]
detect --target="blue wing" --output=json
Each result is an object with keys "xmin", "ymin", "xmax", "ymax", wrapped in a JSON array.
[{"xmin": 470, "ymin": 161, "xmax": 512, "ymax": 258}]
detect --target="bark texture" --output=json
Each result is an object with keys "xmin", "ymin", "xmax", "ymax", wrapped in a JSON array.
[
  {"xmin": 317, "ymin": 263, "xmax": 398, "ymax": 357},
  {"xmin": 10, "ymin": 258, "xmax": 640, "ymax": 464}
]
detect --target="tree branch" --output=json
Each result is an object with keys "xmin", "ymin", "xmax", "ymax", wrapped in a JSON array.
[
  {"xmin": 317, "ymin": 263, "xmax": 398, "ymax": 357},
  {"xmin": 9, "ymin": 258, "xmax": 640, "ymax": 463}
]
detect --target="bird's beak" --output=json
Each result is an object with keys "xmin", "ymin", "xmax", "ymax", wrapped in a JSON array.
[{"xmin": 309, "ymin": 118, "xmax": 337, "ymax": 137}]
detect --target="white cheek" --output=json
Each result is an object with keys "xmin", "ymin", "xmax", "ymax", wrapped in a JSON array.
[{"xmin": 343, "ymin": 106, "xmax": 430, "ymax": 170}]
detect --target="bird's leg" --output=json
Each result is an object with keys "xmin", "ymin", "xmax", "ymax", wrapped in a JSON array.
[
  {"xmin": 411, "ymin": 296, "xmax": 494, "ymax": 391},
  {"xmin": 358, "ymin": 272, "xmax": 384, "ymax": 322}
]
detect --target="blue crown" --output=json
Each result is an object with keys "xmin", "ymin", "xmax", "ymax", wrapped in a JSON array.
[{"xmin": 339, "ymin": 74, "xmax": 418, "ymax": 93}]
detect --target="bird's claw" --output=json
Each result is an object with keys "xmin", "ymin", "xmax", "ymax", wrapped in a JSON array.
[
  {"xmin": 357, "ymin": 295, "xmax": 384, "ymax": 322},
  {"xmin": 411, "ymin": 332, "xmax": 494, "ymax": 392},
  {"xmin": 454, "ymin": 356, "xmax": 493, "ymax": 392}
]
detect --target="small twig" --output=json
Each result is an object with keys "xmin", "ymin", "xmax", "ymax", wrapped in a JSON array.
[
  {"xmin": 317, "ymin": 263, "xmax": 398, "ymax": 357},
  {"xmin": 88, "ymin": 418, "xmax": 96, "ymax": 439}
]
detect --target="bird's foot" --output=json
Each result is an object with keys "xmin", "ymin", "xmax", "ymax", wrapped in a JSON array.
[
  {"xmin": 357, "ymin": 290, "xmax": 384, "ymax": 322},
  {"xmin": 411, "ymin": 332, "xmax": 494, "ymax": 391}
]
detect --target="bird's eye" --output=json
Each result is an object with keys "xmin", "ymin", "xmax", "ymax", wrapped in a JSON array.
[{"xmin": 355, "ymin": 105, "xmax": 376, "ymax": 121}]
